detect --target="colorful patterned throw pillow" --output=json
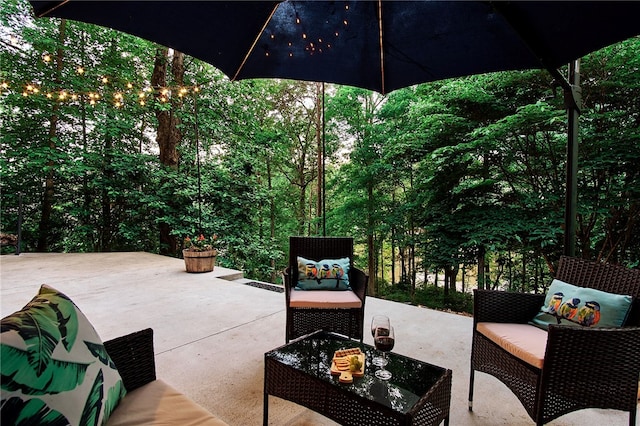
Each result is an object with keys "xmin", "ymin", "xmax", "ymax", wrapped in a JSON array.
[
  {"xmin": 1, "ymin": 284, "xmax": 127, "ymax": 425},
  {"xmin": 530, "ymin": 279, "xmax": 633, "ymax": 330},
  {"xmin": 296, "ymin": 256, "xmax": 351, "ymax": 290}
]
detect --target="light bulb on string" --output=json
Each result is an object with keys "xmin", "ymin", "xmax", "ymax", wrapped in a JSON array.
[
  {"xmin": 76, "ymin": 66, "xmax": 84, "ymax": 75},
  {"xmin": 43, "ymin": 54, "xmax": 51, "ymax": 63},
  {"xmin": 127, "ymin": 82, "xmax": 133, "ymax": 89},
  {"xmin": 101, "ymin": 76, "xmax": 109, "ymax": 84}
]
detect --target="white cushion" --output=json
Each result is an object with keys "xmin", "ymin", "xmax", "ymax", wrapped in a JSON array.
[
  {"xmin": 476, "ymin": 322, "xmax": 548, "ymax": 369},
  {"xmin": 289, "ymin": 289, "xmax": 362, "ymax": 308},
  {"xmin": 106, "ymin": 379, "xmax": 228, "ymax": 426}
]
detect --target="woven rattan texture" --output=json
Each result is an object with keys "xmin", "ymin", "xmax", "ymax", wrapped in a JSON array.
[
  {"xmin": 291, "ymin": 307, "xmax": 361, "ymax": 340},
  {"xmin": 470, "ymin": 256, "xmax": 640, "ymax": 425},
  {"xmin": 285, "ymin": 236, "xmax": 368, "ymax": 342},
  {"xmin": 104, "ymin": 328, "xmax": 156, "ymax": 392}
]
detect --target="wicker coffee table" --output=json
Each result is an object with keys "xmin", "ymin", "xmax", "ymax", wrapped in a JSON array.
[{"xmin": 263, "ymin": 330, "xmax": 451, "ymax": 426}]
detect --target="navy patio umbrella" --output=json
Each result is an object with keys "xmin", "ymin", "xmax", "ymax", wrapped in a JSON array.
[
  {"xmin": 29, "ymin": 1, "xmax": 640, "ymax": 95},
  {"xmin": 28, "ymin": 1, "xmax": 640, "ymax": 253}
]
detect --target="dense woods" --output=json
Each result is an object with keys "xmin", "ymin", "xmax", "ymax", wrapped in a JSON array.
[{"xmin": 2, "ymin": 1, "xmax": 639, "ymax": 311}]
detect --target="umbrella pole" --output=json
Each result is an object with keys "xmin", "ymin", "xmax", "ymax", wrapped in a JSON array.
[
  {"xmin": 194, "ymin": 92, "xmax": 203, "ymax": 235},
  {"xmin": 563, "ymin": 60, "xmax": 580, "ymax": 257}
]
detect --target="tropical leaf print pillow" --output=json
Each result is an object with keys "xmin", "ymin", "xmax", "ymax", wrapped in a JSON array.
[{"xmin": 0, "ymin": 284, "xmax": 126, "ymax": 425}]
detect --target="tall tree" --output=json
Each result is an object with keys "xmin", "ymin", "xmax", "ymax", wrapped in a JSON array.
[
  {"xmin": 151, "ymin": 47, "xmax": 184, "ymax": 255},
  {"xmin": 36, "ymin": 19, "xmax": 66, "ymax": 251}
]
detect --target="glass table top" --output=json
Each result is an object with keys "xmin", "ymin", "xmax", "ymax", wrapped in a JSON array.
[{"xmin": 265, "ymin": 330, "xmax": 448, "ymax": 414}]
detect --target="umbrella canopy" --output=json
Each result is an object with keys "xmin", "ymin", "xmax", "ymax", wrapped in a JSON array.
[{"xmin": 29, "ymin": 1, "xmax": 640, "ymax": 95}]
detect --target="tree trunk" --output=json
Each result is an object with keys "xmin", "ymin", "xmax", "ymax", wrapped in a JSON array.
[
  {"xmin": 367, "ymin": 181, "xmax": 376, "ymax": 296},
  {"xmin": 315, "ymin": 82, "xmax": 323, "ymax": 236},
  {"xmin": 268, "ymin": 156, "xmax": 277, "ymax": 284},
  {"xmin": 477, "ymin": 246, "xmax": 486, "ymax": 290},
  {"xmin": 151, "ymin": 48, "xmax": 184, "ymax": 256},
  {"xmin": 37, "ymin": 19, "xmax": 66, "ymax": 252}
]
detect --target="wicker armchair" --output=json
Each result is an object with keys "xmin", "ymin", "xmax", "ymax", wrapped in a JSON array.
[
  {"xmin": 283, "ymin": 236, "xmax": 368, "ymax": 343},
  {"xmin": 469, "ymin": 256, "xmax": 640, "ymax": 425}
]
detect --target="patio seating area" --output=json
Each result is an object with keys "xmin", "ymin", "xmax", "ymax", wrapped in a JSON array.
[{"xmin": 0, "ymin": 252, "xmax": 634, "ymax": 425}]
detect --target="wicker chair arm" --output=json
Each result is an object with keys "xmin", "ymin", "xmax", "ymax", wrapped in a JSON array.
[
  {"xmin": 349, "ymin": 267, "xmax": 368, "ymax": 302},
  {"xmin": 104, "ymin": 328, "xmax": 156, "ymax": 392},
  {"xmin": 473, "ymin": 289, "xmax": 545, "ymax": 325},
  {"xmin": 542, "ymin": 325, "xmax": 640, "ymax": 410},
  {"xmin": 283, "ymin": 267, "xmax": 293, "ymax": 304}
]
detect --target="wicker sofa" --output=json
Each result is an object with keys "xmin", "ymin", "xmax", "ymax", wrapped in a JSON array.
[
  {"xmin": 469, "ymin": 256, "xmax": 640, "ymax": 426},
  {"xmin": 0, "ymin": 284, "xmax": 227, "ymax": 426},
  {"xmin": 104, "ymin": 328, "xmax": 228, "ymax": 426}
]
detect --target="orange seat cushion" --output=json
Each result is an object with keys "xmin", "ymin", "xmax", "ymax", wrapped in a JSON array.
[
  {"xmin": 289, "ymin": 289, "xmax": 362, "ymax": 309},
  {"xmin": 476, "ymin": 322, "xmax": 548, "ymax": 369}
]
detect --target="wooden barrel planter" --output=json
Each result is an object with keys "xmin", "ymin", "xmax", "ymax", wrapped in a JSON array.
[{"xmin": 183, "ymin": 249, "xmax": 217, "ymax": 273}]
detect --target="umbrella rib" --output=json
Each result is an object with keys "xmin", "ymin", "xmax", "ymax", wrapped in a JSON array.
[
  {"xmin": 377, "ymin": 0, "xmax": 385, "ymax": 95},
  {"xmin": 232, "ymin": 3, "xmax": 280, "ymax": 82},
  {"xmin": 36, "ymin": 0, "xmax": 70, "ymax": 17}
]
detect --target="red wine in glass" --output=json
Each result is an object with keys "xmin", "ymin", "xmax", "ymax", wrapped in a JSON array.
[
  {"xmin": 374, "ymin": 335, "xmax": 395, "ymax": 352},
  {"xmin": 374, "ymin": 326, "xmax": 395, "ymax": 380},
  {"xmin": 371, "ymin": 315, "xmax": 390, "ymax": 366}
]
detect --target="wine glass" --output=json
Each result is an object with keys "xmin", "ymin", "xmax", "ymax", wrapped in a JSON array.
[
  {"xmin": 374, "ymin": 326, "xmax": 395, "ymax": 380},
  {"xmin": 370, "ymin": 315, "xmax": 390, "ymax": 367}
]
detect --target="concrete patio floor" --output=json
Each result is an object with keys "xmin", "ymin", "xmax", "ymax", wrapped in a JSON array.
[{"xmin": 0, "ymin": 252, "xmax": 634, "ymax": 425}]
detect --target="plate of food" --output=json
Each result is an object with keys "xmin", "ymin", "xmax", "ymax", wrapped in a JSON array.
[{"xmin": 330, "ymin": 347, "xmax": 365, "ymax": 383}]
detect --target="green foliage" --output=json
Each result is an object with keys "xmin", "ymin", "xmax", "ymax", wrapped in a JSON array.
[
  {"xmin": 1, "ymin": 0, "xmax": 638, "ymax": 301},
  {"xmin": 378, "ymin": 282, "xmax": 473, "ymax": 314}
]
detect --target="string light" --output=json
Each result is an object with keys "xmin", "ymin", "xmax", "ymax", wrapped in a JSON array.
[
  {"xmin": 43, "ymin": 54, "xmax": 51, "ymax": 63},
  {"xmin": 262, "ymin": 4, "xmax": 349, "ymax": 59},
  {"xmin": 76, "ymin": 66, "xmax": 84, "ymax": 75},
  {"xmin": 4, "ymin": 76, "xmax": 201, "ymax": 109}
]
